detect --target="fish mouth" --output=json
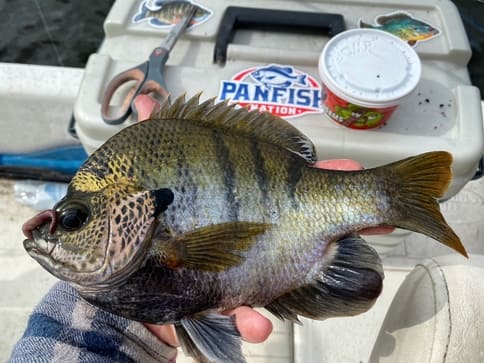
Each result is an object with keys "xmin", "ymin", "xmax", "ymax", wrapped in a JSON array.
[
  {"xmin": 23, "ymin": 227, "xmax": 105, "ymax": 278},
  {"xmin": 22, "ymin": 210, "xmax": 62, "ymax": 271},
  {"xmin": 22, "ymin": 209, "xmax": 108, "ymax": 281},
  {"xmin": 23, "ymin": 229, "xmax": 68, "ymax": 279},
  {"xmin": 24, "ymin": 225, "xmax": 149, "ymax": 290},
  {"xmin": 23, "ymin": 229, "xmax": 56, "ymax": 257}
]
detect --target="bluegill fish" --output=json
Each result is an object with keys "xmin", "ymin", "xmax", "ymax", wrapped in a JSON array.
[
  {"xmin": 22, "ymin": 95, "xmax": 466, "ymax": 363},
  {"xmin": 359, "ymin": 12, "xmax": 440, "ymax": 46}
]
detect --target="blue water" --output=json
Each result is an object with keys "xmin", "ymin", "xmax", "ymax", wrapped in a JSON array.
[{"xmin": 0, "ymin": 0, "xmax": 482, "ymax": 94}]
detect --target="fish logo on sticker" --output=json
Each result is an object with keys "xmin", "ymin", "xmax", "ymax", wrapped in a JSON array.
[
  {"xmin": 133, "ymin": 0, "xmax": 212, "ymax": 29},
  {"xmin": 359, "ymin": 11, "xmax": 440, "ymax": 47},
  {"xmin": 251, "ymin": 65, "xmax": 308, "ymax": 89},
  {"xmin": 218, "ymin": 64, "xmax": 323, "ymax": 119}
]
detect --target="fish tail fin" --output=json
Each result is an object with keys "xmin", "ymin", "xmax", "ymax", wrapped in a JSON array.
[{"xmin": 382, "ymin": 151, "xmax": 467, "ymax": 257}]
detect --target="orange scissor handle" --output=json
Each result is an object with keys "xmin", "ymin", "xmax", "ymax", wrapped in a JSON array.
[
  {"xmin": 101, "ymin": 47, "xmax": 172, "ymax": 125},
  {"xmin": 101, "ymin": 5, "xmax": 196, "ymax": 125},
  {"xmin": 101, "ymin": 64, "xmax": 147, "ymax": 125}
]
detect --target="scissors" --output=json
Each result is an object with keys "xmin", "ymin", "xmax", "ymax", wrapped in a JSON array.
[{"xmin": 101, "ymin": 4, "xmax": 197, "ymax": 125}]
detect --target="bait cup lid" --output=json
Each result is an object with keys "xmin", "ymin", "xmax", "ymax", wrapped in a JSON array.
[{"xmin": 318, "ymin": 28, "xmax": 422, "ymax": 108}]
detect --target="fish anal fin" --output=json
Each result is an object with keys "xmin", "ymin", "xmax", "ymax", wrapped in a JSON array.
[
  {"xmin": 266, "ymin": 235, "xmax": 383, "ymax": 321},
  {"xmin": 176, "ymin": 313, "xmax": 246, "ymax": 363},
  {"xmin": 265, "ymin": 300, "xmax": 301, "ymax": 324},
  {"xmin": 376, "ymin": 12, "xmax": 412, "ymax": 25},
  {"xmin": 154, "ymin": 222, "xmax": 270, "ymax": 272}
]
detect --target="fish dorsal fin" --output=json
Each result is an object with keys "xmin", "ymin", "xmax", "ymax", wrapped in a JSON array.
[
  {"xmin": 376, "ymin": 12, "xmax": 412, "ymax": 25},
  {"xmin": 278, "ymin": 66, "xmax": 293, "ymax": 73},
  {"xmin": 152, "ymin": 94, "xmax": 317, "ymax": 164}
]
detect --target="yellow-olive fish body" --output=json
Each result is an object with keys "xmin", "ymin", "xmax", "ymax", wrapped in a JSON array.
[{"xmin": 23, "ymin": 95, "xmax": 466, "ymax": 363}]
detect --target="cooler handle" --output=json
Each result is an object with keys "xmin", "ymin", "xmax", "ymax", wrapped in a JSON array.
[{"xmin": 214, "ymin": 6, "xmax": 346, "ymax": 65}]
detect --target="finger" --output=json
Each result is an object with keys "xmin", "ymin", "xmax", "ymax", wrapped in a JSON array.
[
  {"xmin": 144, "ymin": 307, "xmax": 273, "ymax": 346},
  {"xmin": 225, "ymin": 306, "xmax": 273, "ymax": 343},
  {"xmin": 133, "ymin": 94, "xmax": 161, "ymax": 121},
  {"xmin": 144, "ymin": 323, "xmax": 179, "ymax": 347},
  {"xmin": 313, "ymin": 159, "xmax": 363, "ymax": 171}
]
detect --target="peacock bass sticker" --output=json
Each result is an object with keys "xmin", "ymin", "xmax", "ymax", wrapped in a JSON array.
[{"xmin": 359, "ymin": 11, "xmax": 440, "ymax": 47}]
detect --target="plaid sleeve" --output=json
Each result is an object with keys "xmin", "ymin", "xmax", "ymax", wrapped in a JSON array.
[{"xmin": 8, "ymin": 281, "xmax": 177, "ymax": 363}]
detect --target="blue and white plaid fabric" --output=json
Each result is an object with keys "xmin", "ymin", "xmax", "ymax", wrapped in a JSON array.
[{"xmin": 8, "ymin": 281, "xmax": 176, "ymax": 363}]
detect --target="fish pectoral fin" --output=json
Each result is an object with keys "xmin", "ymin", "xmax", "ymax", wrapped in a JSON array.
[
  {"xmin": 155, "ymin": 222, "xmax": 270, "ymax": 272},
  {"xmin": 175, "ymin": 313, "xmax": 245, "ymax": 363},
  {"xmin": 265, "ymin": 235, "xmax": 383, "ymax": 322}
]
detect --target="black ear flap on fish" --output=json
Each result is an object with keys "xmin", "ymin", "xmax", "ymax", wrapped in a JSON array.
[
  {"xmin": 152, "ymin": 221, "xmax": 271, "ymax": 271},
  {"xmin": 265, "ymin": 234, "xmax": 383, "ymax": 322},
  {"xmin": 175, "ymin": 313, "xmax": 245, "ymax": 363},
  {"xmin": 151, "ymin": 188, "xmax": 174, "ymax": 216}
]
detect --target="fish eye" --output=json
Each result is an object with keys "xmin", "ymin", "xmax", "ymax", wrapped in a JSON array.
[{"xmin": 58, "ymin": 202, "xmax": 90, "ymax": 231}]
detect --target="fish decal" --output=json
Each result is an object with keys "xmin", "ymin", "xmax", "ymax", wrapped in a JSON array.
[
  {"xmin": 359, "ymin": 11, "xmax": 440, "ymax": 46},
  {"xmin": 133, "ymin": 0, "xmax": 212, "ymax": 29},
  {"xmin": 251, "ymin": 64, "xmax": 308, "ymax": 89},
  {"xmin": 22, "ymin": 95, "xmax": 466, "ymax": 363}
]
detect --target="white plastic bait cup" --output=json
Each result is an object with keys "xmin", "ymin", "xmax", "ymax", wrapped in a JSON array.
[{"xmin": 318, "ymin": 28, "xmax": 421, "ymax": 129}]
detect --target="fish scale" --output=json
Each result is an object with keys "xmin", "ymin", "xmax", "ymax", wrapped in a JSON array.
[{"xmin": 22, "ymin": 95, "xmax": 467, "ymax": 363}]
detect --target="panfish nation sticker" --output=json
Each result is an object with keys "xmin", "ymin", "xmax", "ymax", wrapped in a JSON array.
[{"xmin": 218, "ymin": 64, "xmax": 323, "ymax": 119}]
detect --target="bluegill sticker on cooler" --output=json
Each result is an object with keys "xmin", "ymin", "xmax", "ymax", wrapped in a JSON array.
[
  {"xmin": 358, "ymin": 11, "xmax": 440, "ymax": 47},
  {"xmin": 218, "ymin": 64, "xmax": 323, "ymax": 119},
  {"xmin": 133, "ymin": 0, "xmax": 212, "ymax": 29}
]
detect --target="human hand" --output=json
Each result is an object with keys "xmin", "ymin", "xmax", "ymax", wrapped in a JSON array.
[{"xmin": 133, "ymin": 95, "xmax": 392, "ymax": 347}]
